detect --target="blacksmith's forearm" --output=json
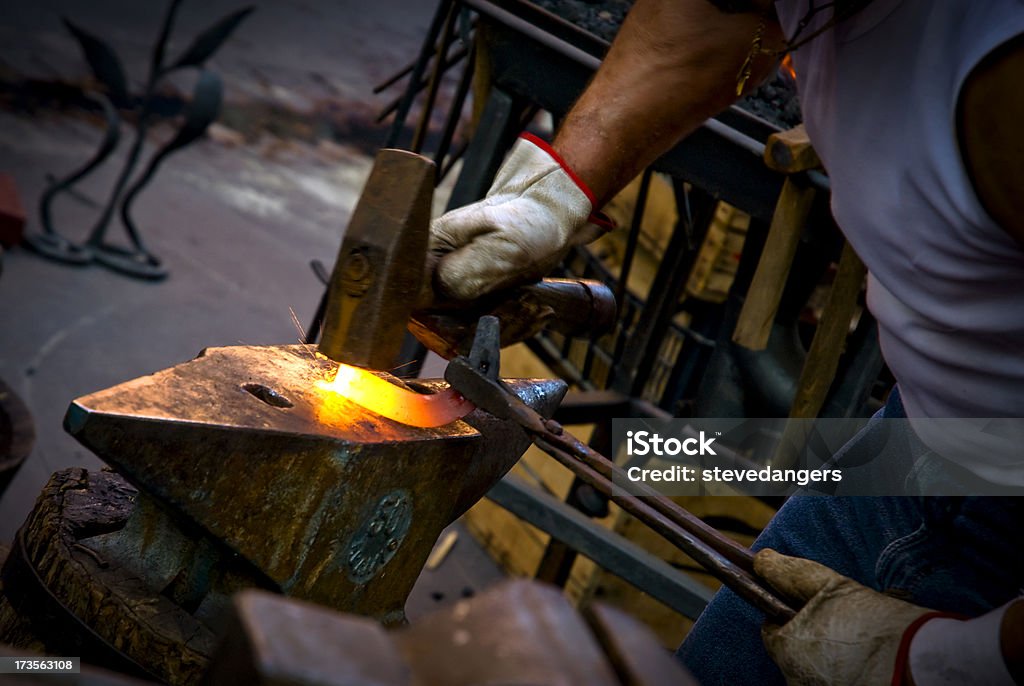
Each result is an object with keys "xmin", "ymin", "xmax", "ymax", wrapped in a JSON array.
[{"xmin": 554, "ymin": 0, "xmax": 781, "ymax": 207}]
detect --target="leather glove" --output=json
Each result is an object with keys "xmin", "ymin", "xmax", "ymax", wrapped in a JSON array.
[
  {"xmin": 430, "ymin": 133, "xmax": 612, "ymax": 300},
  {"xmin": 754, "ymin": 549, "xmax": 942, "ymax": 686}
]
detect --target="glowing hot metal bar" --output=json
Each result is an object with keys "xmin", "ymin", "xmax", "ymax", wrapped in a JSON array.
[{"xmin": 316, "ymin": 361, "xmax": 475, "ymax": 428}]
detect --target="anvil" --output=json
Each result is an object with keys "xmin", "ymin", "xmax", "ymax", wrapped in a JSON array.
[
  {"xmin": 64, "ymin": 344, "xmax": 565, "ymax": 622},
  {"xmin": 0, "ymin": 148, "xmax": 581, "ymax": 685}
]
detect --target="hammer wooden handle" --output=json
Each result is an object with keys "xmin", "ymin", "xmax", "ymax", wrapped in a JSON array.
[
  {"xmin": 514, "ymin": 278, "xmax": 618, "ymax": 335},
  {"xmin": 410, "ymin": 278, "xmax": 617, "ymax": 359},
  {"xmin": 773, "ymin": 241, "xmax": 866, "ymax": 469},
  {"xmin": 733, "ymin": 125, "xmax": 820, "ymax": 351},
  {"xmin": 789, "ymin": 242, "xmax": 866, "ymax": 420}
]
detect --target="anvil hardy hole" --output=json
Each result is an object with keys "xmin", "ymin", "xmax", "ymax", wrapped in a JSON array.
[{"xmin": 242, "ymin": 383, "xmax": 294, "ymax": 409}]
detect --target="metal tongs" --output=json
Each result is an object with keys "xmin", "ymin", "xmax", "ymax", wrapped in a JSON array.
[{"xmin": 445, "ymin": 316, "xmax": 796, "ymax": 623}]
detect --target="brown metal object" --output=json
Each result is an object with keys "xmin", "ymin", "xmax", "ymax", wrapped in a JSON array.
[
  {"xmin": 394, "ymin": 580, "xmax": 621, "ymax": 686},
  {"xmin": 409, "ymin": 277, "xmax": 619, "ymax": 359},
  {"xmin": 207, "ymin": 582, "xmax": 694, "ymax": 686},
  {"xmin": 64, "ymin": 344, "xmax": 565, "ymax": 617},
  {"xmin": 203, "ymin": 590, "xmax": 410, "ymax": 686},
  {"xmin": 733, "ymin": 125, "xmax": 821, "ymax": 351},
  {"xmin": 317, "ymin": 149, "xmax": 435, "ymax": 369}
]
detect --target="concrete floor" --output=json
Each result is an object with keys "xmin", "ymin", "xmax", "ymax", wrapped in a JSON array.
[{"xmin": 0, "ymin": 0, "xmax": 502, "ymax": 620}]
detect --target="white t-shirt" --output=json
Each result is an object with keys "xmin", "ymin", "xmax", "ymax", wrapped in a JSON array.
[{"xmin": 773, "ymin": 0, "xmax": 1024, "ymax": 483}]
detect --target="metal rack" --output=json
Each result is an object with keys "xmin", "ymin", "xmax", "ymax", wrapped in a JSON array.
[{"xmin": 377, "ymin": 0, "xmax": 880, "ymax": 611}]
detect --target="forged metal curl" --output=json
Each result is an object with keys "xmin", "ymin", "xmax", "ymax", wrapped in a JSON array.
[{"xmin": 25, "ymin": 0, "xmax": 252, "ymax": 280}]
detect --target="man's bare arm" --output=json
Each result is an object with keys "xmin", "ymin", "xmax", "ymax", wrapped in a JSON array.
[
  {"xmin": 554, "ymin": 0, "xmax": 783, "ymax": 207},
  {"xmin": 427, "ymin": 0, "xmax": 783, "ymax": 299}
]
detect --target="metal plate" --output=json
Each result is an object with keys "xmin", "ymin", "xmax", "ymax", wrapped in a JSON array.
[{"xmin": 347, "ymin": 490, "xmax": 413, "ymax": 584}]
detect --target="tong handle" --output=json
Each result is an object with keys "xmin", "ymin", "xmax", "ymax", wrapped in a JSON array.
[{"xmin": 445, "ymin": 319, "xmax": 797, "ymax": 623}]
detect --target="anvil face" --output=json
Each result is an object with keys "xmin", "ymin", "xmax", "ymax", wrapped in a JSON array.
[
  {"xmin": 66, "ymin": 344, "xmax": 479, "ymax": 444},
  {"xmin": 64, "ymin": 345, "xmax": 565, "ymax": 616}
]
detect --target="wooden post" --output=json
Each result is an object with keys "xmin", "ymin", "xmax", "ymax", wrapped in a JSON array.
[{"xmin": 773, "ymin": 242, "xmax": 866, "ymax": 469}]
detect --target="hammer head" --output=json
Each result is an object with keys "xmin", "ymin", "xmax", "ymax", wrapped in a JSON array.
[{"xmin": 317, "ymin": 149, "xmax": 434, "ymax": 369}]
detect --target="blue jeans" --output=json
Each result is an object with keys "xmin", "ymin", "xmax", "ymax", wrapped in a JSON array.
[{"xmin": 677, "ymin": 389, "xmax": 1024, "ymax": 685}]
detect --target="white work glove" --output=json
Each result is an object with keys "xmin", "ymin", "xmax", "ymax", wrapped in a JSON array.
[
  {"xmin": 754, "ymin": 549, "xmax": 946, "ymax": 686},
  {"xmin": 909, "ymin": 601, "xmax": 1018, "ymax": 686},
  {"xmin": 430, "ymin": 133, "xmax": 612, "ymax": 300}
]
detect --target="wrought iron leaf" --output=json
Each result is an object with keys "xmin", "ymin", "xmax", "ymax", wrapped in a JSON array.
[
  {"xmin": 150, "ymin": 0, "xmax": 186, "ymax": 76},
  {"xmin": 117, "ymin": 70, "xmax": 223, "ymax": 248},
  {"xmin": 170, "ymin": 7, "xmax": 254, "ymax": 69},
  {"xmin": 63, "ymin": 18, "xmax": 129, "ymax": 106},
  {"xmin": 164, "ymin": 70, "xmax": 223, "ymax": 152}
]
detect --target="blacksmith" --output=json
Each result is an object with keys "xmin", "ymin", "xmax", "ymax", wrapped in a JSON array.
[{"xmin": 429, "ymin": 1, "xmax": 1024, "ymax": 683}]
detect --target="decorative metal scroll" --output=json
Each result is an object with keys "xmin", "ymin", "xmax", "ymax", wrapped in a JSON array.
[{"xmin": 26, "ymin": 0, "xmax": 253, "ymax": 280}]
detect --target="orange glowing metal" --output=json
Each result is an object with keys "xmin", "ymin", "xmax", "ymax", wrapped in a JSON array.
[
  {"xmin": 315, "ymin": 360, "xmax": 474, "ymax": 428},
  {"xmin": 781, "ymin": 54, "xmax": 796, "ymax": 81}
]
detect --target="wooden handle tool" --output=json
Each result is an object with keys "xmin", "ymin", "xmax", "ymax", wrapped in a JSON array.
[{"xmin": 732, "ymin": 124, "xmax": 820, "ymax": 351}]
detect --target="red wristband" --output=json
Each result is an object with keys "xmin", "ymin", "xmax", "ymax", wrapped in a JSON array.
[
  {"xmin": 519, "ymin": 133, "xmax": 597, "ymax": 203},
  {"xmin": 518, "ymin": 133, "xmax": 615, "ymax": 231}
]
